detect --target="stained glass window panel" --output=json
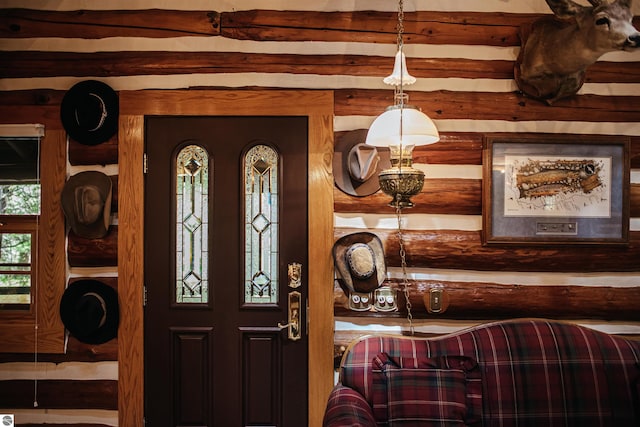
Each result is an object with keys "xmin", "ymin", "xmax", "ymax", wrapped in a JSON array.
[
  {"xmin": 176, "ymin": 145, "xmax": 209, "ymax": 304},
  {"xmin": 244, "ymin": 145, "xmax": 279, "ymax": 304}
]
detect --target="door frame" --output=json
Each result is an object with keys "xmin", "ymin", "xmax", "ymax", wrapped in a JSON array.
[{"xmin": 117, "ymin": 90, "xmax": 335, "ymax": 427}]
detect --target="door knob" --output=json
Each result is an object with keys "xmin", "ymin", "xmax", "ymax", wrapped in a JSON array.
[{"xmin": 278, "ymin": 291, "xmax": 301, "ymax": 341}]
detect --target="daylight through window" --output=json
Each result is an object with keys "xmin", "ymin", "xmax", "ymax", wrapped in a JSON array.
[{"xmin": 0, "ymin": 127, "xmax": 42, "ymax": 309}]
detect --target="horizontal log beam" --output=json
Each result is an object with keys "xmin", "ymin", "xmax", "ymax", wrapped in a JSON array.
[
  {"xmin": 335, "ymin": 177, "xmax": 639, "ymax": 218},
  {"xmin": 0, "ymin": 379, "xmax": 117, "ymax": 409},
  {"xmin": 335, "ymin": 89, "xmax": 640, "ymax": 122},
  {"xmin": 0, "ymin": 105, "xmax": 62, "ymax": 129},
  {"xmin": 69, "ymin": 135, "xmax": 118, "ymax": 166},
  {"xmin": 0, "ymin": 338, "xmax": 118, "ymax": 363},
  {"xmin": 334, "ymin": 178, "xmax": 481, "ymax": 215},
  {"xmin": 2, "ymin": 51, "xmax": 639, "ymax": 83},
  {"xmin": 221, "ymin": 10, "xmax": 534, "ymax": 45},
  {"xmin": 0, "ymin": 51, "xmax": 513, "ymax": 80},
  {"xmin": 3, "ymin": 8, "xmax": 639, "ymax": 49},
  {"xmin": 334, "ymin": 280, "xmax": 640, "ymax": 320},
  {"xmin": 0, "ymin": 9, "xmax": 529, "ymax": 44},
  {"xmin": 4, "ymin": 90, "xmax": 640, "ymax": 131},
  {"xmin": 68, "ymin": 227, "xmax": 118, "ymax": 267},
  {"xmin": 0, "ymin": 9, "xmax": 220, "ymax": 38},
  {"xmin": 335, "ymin": 229, "xmax": 640, "ymax": 272},
  {"xmin": 333, "ymin": 131, "xmax": 484, "ymax": 165}
]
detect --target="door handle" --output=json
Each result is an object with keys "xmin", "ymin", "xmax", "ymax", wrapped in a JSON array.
[{"xmin": 277, "ymin": 290, "xmax": 301, "ymax": 341}]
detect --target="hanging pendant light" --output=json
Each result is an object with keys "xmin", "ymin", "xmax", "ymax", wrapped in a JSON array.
[{"xmin": 365, "ymin": 0, "xmax": 439, "ymax": 209}]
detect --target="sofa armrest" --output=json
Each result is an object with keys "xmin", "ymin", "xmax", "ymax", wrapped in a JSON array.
[{"xmin": 323, "ymin": 384, "xmax": 376, "ymax": 427}]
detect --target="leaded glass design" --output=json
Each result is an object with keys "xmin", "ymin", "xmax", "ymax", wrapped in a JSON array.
[
  {"xmin": 244, "ymin": 145, "xmax": 279, "ymax": 304},
  {"xmin": 176, "ymin": 145, "xmax": 209, "ymax": 304}
]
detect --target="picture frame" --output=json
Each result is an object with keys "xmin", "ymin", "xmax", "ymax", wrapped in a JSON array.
[{"xmin": 482, "ymin": 134, "xmax": 630, "ymax": 245}]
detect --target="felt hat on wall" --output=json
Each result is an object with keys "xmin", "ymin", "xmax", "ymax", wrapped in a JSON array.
[
  {"xmin": 60, "ymin": 279, "xmax": 119, "ymax": 345},
  {"xmin": 333, "ymin": 129, "xmax": 390, "ymax": 197},
  {"xmin": 332, "ymin": 232, "xmax": 386, "ymax": 293},
  {"xmin": 61, "ymin": 171, "xmax": 112, "ymax": 239},
  {"xmin": 60, "ymin": 80, "xmax": 119, "ymax": 145}
]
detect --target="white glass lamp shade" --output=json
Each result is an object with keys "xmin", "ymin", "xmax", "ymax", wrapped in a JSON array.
[
  {"xmin": 383, "ymin": 50, "xmax": 417, "ymax": 86},
  {"xmin": 365, "ymin": 106, "xmax": 440, "ymax": 147}
]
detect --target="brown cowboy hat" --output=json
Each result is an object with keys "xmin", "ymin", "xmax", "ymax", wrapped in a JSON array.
[
  {"xmin": 333, "ymin": 232, "xmax": 386, "ymax": 293},
  {"xmin": 333, "ymin": 129, "xmax": 390, "ymax": 197},
  {"xmin": 61, "ymin": 171, "xmax": 112, "ymax": 239},
  {"xmin": 60, "ymin": 279, "xmax": 119, "ymax": 345},
  {"xmin": 60, "ymin": 80, "xmax": 119, "ymax": 145}
]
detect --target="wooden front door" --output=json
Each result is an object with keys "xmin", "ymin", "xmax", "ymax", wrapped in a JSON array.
[{"xmin": 144, "ymin": 116, "xmax": 309, "ymax": 426}]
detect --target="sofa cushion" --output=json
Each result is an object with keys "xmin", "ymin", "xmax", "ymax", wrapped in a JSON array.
[
  {"xmin": 337, "ymin": 320, "xmax": 640, "ymax": 426},
  {"xmin": 372, "ymin": 353, "xmax": 482, "ymax": 426},
  {"xmin": 323, "ymin": 384, "xmax": 377, "ymax": 427}
]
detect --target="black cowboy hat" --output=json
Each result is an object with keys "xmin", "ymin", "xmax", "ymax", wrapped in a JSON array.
[
  {"xmin": 60, "ymin": 279, "xmax": 119, "ymax": 345},
  {"xmin": 60, "ymin": 80, "xmax": 119, "ymax": 145}
]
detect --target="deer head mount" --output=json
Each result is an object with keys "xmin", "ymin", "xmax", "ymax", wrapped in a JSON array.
[{"xmin": 515, "ymin": 0, "xmax": 640, "ymax": 104}]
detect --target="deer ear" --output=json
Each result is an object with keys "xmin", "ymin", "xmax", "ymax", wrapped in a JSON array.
[
  {"xmin": 546, "ymin": 0, "xmax": 589, "ymax": 18},
  {"xmin": 614, "ymin": 0, "xmax": 632, "ymax": 9}
]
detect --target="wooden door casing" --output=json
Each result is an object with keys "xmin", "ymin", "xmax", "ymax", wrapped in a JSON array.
[{"xmin": 118, "ymin": 90, "xmax": 334, "ymax": 427}]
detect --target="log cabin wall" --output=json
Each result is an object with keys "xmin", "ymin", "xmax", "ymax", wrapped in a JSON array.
[{"xmin": 0, "ymin": 1, "xmax": 639, "ymax": 425}]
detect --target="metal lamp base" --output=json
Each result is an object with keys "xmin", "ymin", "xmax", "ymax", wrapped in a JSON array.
[{"xmin": 378, "ymin": 166, "xmax": 425, "ymax": 209}]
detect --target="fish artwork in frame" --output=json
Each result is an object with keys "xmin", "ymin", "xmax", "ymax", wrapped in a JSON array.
[{"xmin": 482, "ymin": 133, "xmax": 630, "ymax": 245}]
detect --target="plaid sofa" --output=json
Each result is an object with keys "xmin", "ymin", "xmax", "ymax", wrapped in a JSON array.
[{"xmin": 323, "ymin": 318, "xmax": 640, "ymax": 426}]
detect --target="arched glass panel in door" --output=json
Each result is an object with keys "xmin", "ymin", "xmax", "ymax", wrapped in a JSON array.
[
  {"xmin": 244, "ymin": 144, "xmax": 279, "ymax": 305},
  {"xmin": 175, "ymin": 144, "xmax": 209, "ymax": 304}
]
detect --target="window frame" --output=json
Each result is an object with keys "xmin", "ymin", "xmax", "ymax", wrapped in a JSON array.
[
  {"xmin": 0, "ymin": 216, "xmax": 38, "ymax": 309},
  {"xmin": 0, "ymin": 126, "xmax": 66, "ymax": 353}
]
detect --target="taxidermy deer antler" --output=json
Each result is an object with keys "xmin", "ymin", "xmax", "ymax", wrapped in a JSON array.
[{"xmin": 515, "ymin": 0, "xmax": 640, "ymax": 104}]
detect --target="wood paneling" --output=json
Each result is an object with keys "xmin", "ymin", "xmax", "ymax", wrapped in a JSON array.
[
  {"xmin": 118, "ymin": 115, "xmax": 145, "ymax": 427},
  {"xmin": 0, "ymin": 130, "xmax": 66, "ymax": 354},
  {"xmin": 308, "ymin": 112, "xmax": 336, "ymax": 427}
]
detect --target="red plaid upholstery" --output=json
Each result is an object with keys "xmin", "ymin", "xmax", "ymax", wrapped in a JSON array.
[
  {"xmin": 371, "ymin": 353, "xmax": 481, "ymax": 426},
  {"xmin": 326, "ymin": 319, "xmax": 640, "ymax": 426},
  {"xmin": 323, "ymin": 384, "xmax": 376, "ymax": 426}
]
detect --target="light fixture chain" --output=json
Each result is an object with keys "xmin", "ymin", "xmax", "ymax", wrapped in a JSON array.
[
  {"xmin": 395, "ymin": 201, "xmax": 414, "ymax": 335},
  {"xmin": 397, "ymin": 0, "xmax": 406, "ymax": 168},
  {"xmin": 397, "ymin": 0, "xmax": 404, "ymax": 47}
]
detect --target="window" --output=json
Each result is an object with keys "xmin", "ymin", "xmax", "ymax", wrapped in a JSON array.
[
  {"xmin": 175, "ymin": 144, "xmax": 210, "ymax": 305},
  {"xmin": 243, "ymin": 144, "xmax": 279, "ymax": 305},
  {"xmin": 0, "ymin": 125, "xmax": 66, "ymax": 353},
  {"xmin": 0, "ymin": 134, "xmax": 40, "ymax": 309}
]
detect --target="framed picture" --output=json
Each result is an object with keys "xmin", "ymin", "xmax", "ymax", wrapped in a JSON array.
[{"xmin": 482, "ymin": 134, "xmax": 630, "ymax": 245}]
